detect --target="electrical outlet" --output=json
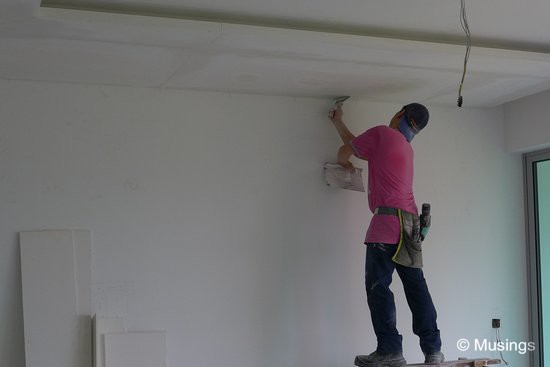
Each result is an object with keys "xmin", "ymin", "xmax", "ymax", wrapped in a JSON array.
[{"xmin": 492, "ymin": 318, "xmax": 501, "ymax": 328}]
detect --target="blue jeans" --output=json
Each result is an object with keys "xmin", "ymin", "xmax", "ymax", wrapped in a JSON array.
[{"xmin": 365, "ymin": 243, "xmax": 441, "ymax": 354}]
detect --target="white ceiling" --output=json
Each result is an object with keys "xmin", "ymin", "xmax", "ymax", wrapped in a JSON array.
[{"xmin": 1, "ymin": 0, "xmax": 550, "ymax": 107}]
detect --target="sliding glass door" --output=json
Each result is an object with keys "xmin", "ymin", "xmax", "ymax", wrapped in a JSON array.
[{"xmin": 525, "ymin": 149, "xmax": 550, "ymax": 367}]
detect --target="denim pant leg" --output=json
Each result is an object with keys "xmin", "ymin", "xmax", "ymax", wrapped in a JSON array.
[
  {"xmin": 395, "ymin": 264, "xmax": 442, "ymax": 354},
  {"xmin": 365, "ymin": 243, "xmax": 402, "ymax": 353}
]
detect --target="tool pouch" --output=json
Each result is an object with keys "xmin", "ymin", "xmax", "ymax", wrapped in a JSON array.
[{"xmin": 392, "ymin": 209, "xmax": 423, "ymax": 268}]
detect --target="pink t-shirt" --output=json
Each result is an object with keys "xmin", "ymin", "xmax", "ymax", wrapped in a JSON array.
[{"xmin": 351, "ymin": 125, "xmax": 418, "ymax": 245}]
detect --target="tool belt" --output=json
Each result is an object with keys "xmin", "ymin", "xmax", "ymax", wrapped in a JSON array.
[{"xmin": 375, "ymin": 206, "xmax": 423, "ymax": 268}]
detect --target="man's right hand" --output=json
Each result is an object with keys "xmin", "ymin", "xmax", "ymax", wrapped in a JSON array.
[
  {"xmin": 329, "ymin": 103, "xmax": 356, "ymax": 145},
  {"xmin": 328, "ymin": 103, "xmax": 344, "ymax": 122}
]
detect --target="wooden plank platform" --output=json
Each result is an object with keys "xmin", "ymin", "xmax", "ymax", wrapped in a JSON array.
[{"xmin": 406, "ymin": 358, "xmax": 501, "ymax": 367}]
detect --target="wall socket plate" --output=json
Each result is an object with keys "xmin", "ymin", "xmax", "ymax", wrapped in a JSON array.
[{"xmin": 492, "ymin": 318, "xmax": 501, "ymax": 328}]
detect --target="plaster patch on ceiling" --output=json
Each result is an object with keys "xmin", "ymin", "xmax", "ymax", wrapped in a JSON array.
[
  {"xmin": 299, "ymin": 79, "xmax": 330, "ymax": 87},
  {"xmin": 236, "ymin": 74, "xmax": 258, "ymax": 83}
]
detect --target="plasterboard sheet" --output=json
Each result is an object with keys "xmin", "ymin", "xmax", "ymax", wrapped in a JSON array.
[
  {"xmin": 0, "ymin": 38, "xmax": 190, "ymax": 88},
  {"xmin": 20, "ymin": 230, "xmax": 92, "ymax": 367},
  {"xmin": 104, "ymin": 332, "xmax": 166, "ymax": 367},
  {"xmin": 92, "ymin": 316, "xmax": 126, "ymax": 367}
]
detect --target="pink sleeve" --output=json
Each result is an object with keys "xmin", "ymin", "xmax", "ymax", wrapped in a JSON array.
[{"xmin": 351, "ymin": 127, "xmax": 378, "ymax": 159}]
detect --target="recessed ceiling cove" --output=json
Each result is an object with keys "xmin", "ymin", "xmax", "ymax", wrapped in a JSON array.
[{"xmin": 0, "ymin": 0, "xmax": 548, "ymax": 106}]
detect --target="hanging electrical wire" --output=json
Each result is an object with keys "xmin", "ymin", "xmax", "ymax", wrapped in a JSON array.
[
  {"xmin": 457, "ymin": 0, "xmax": 471, "ymax": 107},
  {"xmin": 496, "ymin": 327, "xmax": 510, "ymax": 365}
]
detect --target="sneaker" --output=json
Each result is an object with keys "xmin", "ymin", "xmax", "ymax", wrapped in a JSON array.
[
  {"xmin": 355, "ymin": 351, "xmax": 407, "ymax": 367},
  {"xmin": 424, "ymin": 351, "xmax": 444, "ymax": 364}
]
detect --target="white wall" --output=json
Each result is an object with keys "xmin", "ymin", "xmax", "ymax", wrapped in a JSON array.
[
  {"xmin": 0, "ymin": 79, "xmax": 528, "ymax": 367},
  {"xmin": 504, "ymin": 90, "xmax": 550, "ymax": 153}
]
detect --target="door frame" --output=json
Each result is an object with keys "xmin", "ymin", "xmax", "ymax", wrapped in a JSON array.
[{"xmin": 524, "ymin": 148, "xmax": 550, "ymax": 367}]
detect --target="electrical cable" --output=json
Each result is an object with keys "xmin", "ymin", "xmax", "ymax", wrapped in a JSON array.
[
  {"xmin": 496, "ymin": 327, "xmax": 510, "ymax": 365},
  {"xmin": 457, "ymin": 0, "xmax": 471, "ymax": 107}
]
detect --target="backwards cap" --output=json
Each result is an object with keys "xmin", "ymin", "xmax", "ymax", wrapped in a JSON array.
[
  {"xmin": 398, "ymin": 103, "xmax": 429, "ymax": 142},
  {"xmin": 403, "ymin": 103, "xmax": 429, "ymax": 133}
]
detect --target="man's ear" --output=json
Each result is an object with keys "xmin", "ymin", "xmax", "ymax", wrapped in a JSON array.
[{"xmin": 390, "ymin": 109, "xmax": 405, "ymax": 129}]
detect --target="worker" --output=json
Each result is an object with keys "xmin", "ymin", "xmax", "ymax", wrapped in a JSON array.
[{"xmin": 329, "ymin": 102, "xmax": 443, "ymax": 367}]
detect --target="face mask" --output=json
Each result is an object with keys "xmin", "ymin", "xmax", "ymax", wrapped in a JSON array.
[{"xmin": 398, "ymin": 116, "xmax": 415, "ymax": 142}]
